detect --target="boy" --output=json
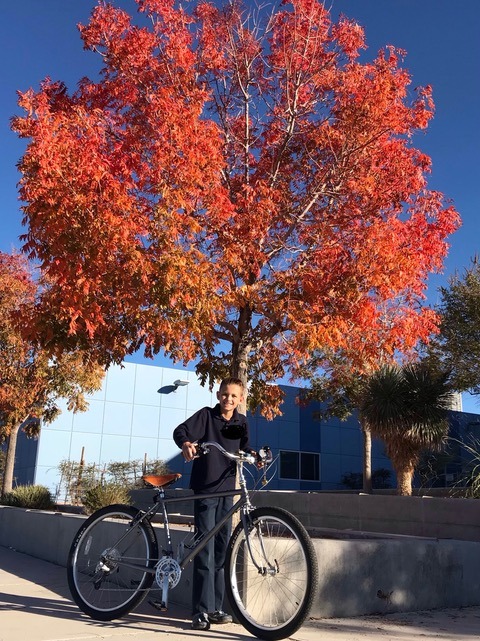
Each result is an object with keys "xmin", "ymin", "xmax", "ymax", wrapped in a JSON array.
[{"xmin": 173, "ymin": 377, "xmax": 252, "ymax": 631}]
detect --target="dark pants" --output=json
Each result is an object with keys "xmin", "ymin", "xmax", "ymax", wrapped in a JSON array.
[{"xmin": 192, "ymin": 495, "xmax": 233, "ymax": 615}]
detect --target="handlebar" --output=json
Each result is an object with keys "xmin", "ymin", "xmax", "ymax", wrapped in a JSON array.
[{"xmin": 197, "ymin": 441, "xmax": 272, "ymax": 466}]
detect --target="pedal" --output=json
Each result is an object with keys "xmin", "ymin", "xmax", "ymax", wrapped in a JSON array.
[{"xmin": 149, "ymin": 599, "xmax": 167, "ymax": 611}]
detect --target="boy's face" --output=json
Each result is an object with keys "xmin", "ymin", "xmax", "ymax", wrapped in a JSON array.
[{"xmin": 217, "ymin": 383, "xmax": 244, "ymax": 415}]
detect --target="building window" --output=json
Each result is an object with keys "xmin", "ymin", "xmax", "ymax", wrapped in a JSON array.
[
  {"xmin": 301, "ymin": 452, "xmax": 319, "ymax": 481},
  {"xmin": 279, "ymin": 451, "xmax": 320, "ymax": 481},
  {"xmin": 279, "ymin": 451, "xmax": 299, "ymax": 479}
]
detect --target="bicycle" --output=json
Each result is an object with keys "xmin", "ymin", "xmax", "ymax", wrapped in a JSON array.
[{"xmin": 67, "ymin": 442, "xmax": 318, "ymax": 640}]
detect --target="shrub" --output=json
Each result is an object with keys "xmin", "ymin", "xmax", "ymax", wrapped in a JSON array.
[
  {"xmin": 57, "ymin": 459, "xmax": 99, "ymax": 505},
  {"xmin": 372, "ymin": 468, "xmax": 393, "ymax": 489},
  {"xmin": 341, "ymin": 468, "xmax": 392, "ymax": 490},
  {"xmin": 341, "ymin": 472, "xmax": 363, "ymax": 490},
  {"xmin": 454, "ymin": 435, "xmax": 480, "ymax": 498},
  {"xmin": 57, "ymin": 457, "xmax": 170, "ymax": 503},
  {"xmin": 82, "ymin": 482, "xmax": 131, "ymax": 514},
  {"xmin": 1, "ymin": 484, "xmax": 55, "ymax": 510}
]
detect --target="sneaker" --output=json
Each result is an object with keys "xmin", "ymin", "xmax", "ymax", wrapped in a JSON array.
[
  {"xmin": 208, "ymin": 610, "xmax": 233, "ymax": 624},
  {"xmin": 191, "ymin": 612, "xmax": 210, "ymax": 630}
]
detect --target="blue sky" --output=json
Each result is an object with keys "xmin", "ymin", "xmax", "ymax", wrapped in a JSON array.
[{"xmin": 1, "ymin": 1, "xmax": 479, "ymax": 409}]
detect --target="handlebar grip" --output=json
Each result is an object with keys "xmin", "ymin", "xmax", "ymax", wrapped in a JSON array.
[
  {"xmin": 193, "ymin": 442, "xmax": 206, "ymax": 458},
  {"xmin": 257, "ymin": 445, "xmax": 273, "ymax": 464},
  {"xmin": 257, "ymin": 446, "xmax": 273, "ymax": 464}
]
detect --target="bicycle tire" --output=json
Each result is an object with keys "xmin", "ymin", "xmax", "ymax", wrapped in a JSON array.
[
  {"xmin": 225, "ymin": 506, "xmax": 318, "ymax": 640},
  {"xmin": 67, "ymin": 504, "xmax": 158, "ymax": 621}
]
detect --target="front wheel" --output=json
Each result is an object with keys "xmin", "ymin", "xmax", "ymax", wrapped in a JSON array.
[
  {"xmin": 67, "ymin": 504, "xmax": 158, "ymax": 620},
  {"xmin": 225, "ymin": 506, "xmax": 318, "ymax": 640}
]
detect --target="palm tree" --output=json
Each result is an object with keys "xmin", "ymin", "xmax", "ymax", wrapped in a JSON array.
[{"xmin": 360, "ymin": 363, "xmax": 453, "ymax": 495}]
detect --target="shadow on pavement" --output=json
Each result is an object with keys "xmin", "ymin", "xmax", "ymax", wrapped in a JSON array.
[{"xmin": 0, "ymin": 545, "xmax": 255, "ymax": 639}]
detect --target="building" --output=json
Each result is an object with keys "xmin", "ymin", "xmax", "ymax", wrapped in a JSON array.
[{"xmin": 6, "ymin": 361, "xmax": 480, "ymax": 497}]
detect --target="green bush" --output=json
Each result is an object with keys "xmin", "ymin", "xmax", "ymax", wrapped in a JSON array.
[
  {"xmin": 82, "ymin": 482, "xmax": 131, "ymax": 514},
  {"xmin": 1, "ymin": 484, "xmax": 55, "ymax": 510}
]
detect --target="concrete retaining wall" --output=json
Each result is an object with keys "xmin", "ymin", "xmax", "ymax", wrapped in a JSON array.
[
  {"xmin": 1, "ymin": 505, "xmax": 480, "ymax": 618},
  {"xmin": 311, "ymin": 536, "xmax": 480, "ymax": 617},
  {"xmin": 131, "ymin": 488, "xmax": 480, "ymax": 541},
  {"xmin": 251, "ymin": 491, "xmax": 480, "ymax": 541}
]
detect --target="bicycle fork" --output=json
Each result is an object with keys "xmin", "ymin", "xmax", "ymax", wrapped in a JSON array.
[{"xmin": 241, "ymin": 511, "xmax": 279, "ymax": 577}]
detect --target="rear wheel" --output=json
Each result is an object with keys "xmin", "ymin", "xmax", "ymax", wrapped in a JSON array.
[
  {"xmin": 67, "ymin": 504, "xmax": 158, "ymax": 620},
  {"xmin": 225, "ymin": 506, "xmax": 317, "ymax": 640}
]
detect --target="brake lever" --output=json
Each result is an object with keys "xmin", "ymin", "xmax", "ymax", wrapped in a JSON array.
[{"xmin": 257, "ymin": 446, "xmax": 272, "ymax": 485}]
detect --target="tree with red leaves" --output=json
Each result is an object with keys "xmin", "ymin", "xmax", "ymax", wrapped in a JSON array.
[
  {"xmin": 12, "ymin": 0, "xmax": 459, "ymax": 417},
  {"xmin": 0, "ymin": 252, "xmax": 104, "ymax": 495}
]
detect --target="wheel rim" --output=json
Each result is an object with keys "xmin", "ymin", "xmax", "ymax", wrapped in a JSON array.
[
  {"xmin": 228, "ymin": 514, "xmax": 310, "ymax": 632},
  {"xmin": 72, "ymin": 510, "xmax": 152, "ymax": 613}
]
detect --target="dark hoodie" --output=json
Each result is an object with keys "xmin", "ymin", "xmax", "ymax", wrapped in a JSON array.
[{"xmin": 173, "ymin": 404, "xmax": 251, "ymax": 492}]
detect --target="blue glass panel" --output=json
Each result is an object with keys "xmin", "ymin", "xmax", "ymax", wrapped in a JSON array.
[
  {"xmin": 47, "ymin": 406, "xmax": 74, "ymax": 431},
  {"xmin": 132, "ymin": 404, "xmax": 161, "ymax": 438},
  {"xmin": 159, "ymin": 407, "xmax": 189, "ymax": 439},
  {"xmin": 105, "ymin": 363, "xmax": 136, "ymax": 403},
  {"xmin": 156, "ymin": 437, "xmax": 181, "ymax": 462},
  {"xmin": 256, "ymin": 419, "xmax": 281, "ymax": 449},
  {"xmin": 340, "ymin": 426, "xmax": 362, "ymax": 452},
  {"xmin": 133, "ymin": 363, "xmax": 162, "ymax": 406},
  {"xmin": 36, "ymin": 429, "xmax": 72, "ymax": 467},
  {"xmin": 100, "ymin": 434, "xmax": 131, "ymax": 462},
  {"xmin": 246, "ymin": 416, "xmax": 258, "ymax": 449},
  {"xmin": 299, "ymin": 419, "xmax": 321, "ymax": 452},
  {"xmin": 187, "ymin": 381, "xmax": 214, "ymax": 411},
  {"xmin": 160, "ymin": 382, "xmax": 191, "ymax": 410},
  {"xmin": 371, "ymin": 437, "xmax": 389, "ymax": 459},
  {"xmin": 70, "ymin": 432, "xmax": 102, "ymax": 464},
  {"xmin": 103, "ymin": 401, "xmax": 134, "ymax": 435},
  {"xmin": 277, "ymin": 478, "xmax": 300, "ymax": 490},
  {"xmin": 277, "ymin": 421, "xmax": 300, "ymax": 449},
  {"xmin": 128, "ymin": 436, "xmax": 159, "ymax": 461},
  {"xmin": 72, "ymin": 399, "xmax": 105, "ymax": 433},
  {"xmin": 320, "ymin": 453, "xmax": 343, "ymax": 484},
  {"xmin": 340, "ymin": 454, "xmax": 363, "ymax": 476},
  {"xmin": 320, "ymin": 425, "xmax": 341, "ymax": 454}
]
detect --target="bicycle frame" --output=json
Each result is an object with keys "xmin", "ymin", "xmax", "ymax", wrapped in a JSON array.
[
  {"xmin": 146, "ymin": 487, "xmax": 248, "ymax": 568},
  {"xmin": 101, "ymin": 442, "xmax": 266, "ymax": 609}
]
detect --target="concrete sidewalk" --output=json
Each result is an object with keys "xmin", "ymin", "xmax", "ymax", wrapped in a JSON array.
[{"xmin": 0, "ymin": 545, "xmax": 479, "ymax": 641}]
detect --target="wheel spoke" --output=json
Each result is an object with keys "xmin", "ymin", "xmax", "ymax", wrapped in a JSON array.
[
  {"xmin": 67, "ymin": 506, "xmax": 157, "ymax": 620},
  {"xmin": 225, "ymin": 507, "xmax": 317, "ymax": 640}
]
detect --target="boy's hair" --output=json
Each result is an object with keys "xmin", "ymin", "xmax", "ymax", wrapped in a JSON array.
[{"xmin": 219, "ymin": 377, "xmax": 245, "ymax": 392}]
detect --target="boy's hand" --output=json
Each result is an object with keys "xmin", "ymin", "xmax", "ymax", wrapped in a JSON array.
[{"xmin": 181, "ymin": 441, "xmax": 198, "ymax": 462}]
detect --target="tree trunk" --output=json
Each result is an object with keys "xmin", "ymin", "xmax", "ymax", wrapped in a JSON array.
[
  {"xmin": 1, "ymin": 421, "xmax": 22, "ymax": 496},
  {"xmin": 395, "ymin": 464, "xmax": 415, "ymax": 496},
  {"xmin": 362, "ymin": 427, "xmax": 372, "ymax": 493},
  {"xmin": 231, "ymin": 332, "xmax": 251, "ymax": 416},
  {"xmin": 230, "ymin": 334, "xmax": 251, "ymax": 528}
]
